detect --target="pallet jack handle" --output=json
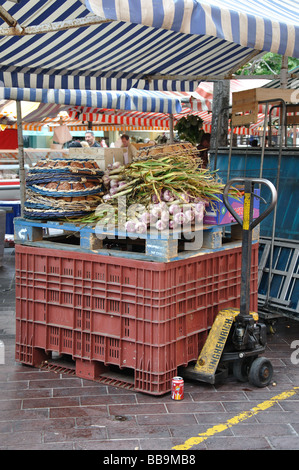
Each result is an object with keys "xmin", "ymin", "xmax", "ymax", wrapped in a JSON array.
[{"xmin": 223, "ymin": 178, "xmax": 277, "ymax": 319}]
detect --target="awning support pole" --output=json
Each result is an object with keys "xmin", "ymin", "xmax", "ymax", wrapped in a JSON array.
[
  {"xmin": 16, "ymin": 100, "xmax": 25, "ymax": 217},
  {"xmin": 169, "ymin": 114, "xmax": 174, "ymax": 143}
]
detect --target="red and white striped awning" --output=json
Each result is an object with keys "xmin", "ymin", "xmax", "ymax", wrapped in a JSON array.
[{"xmin": 6, "ymin": 79, "xmax": 291, "ymax": 137}]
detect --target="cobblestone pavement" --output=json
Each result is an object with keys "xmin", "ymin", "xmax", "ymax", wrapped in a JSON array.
[{"xmin": 1, "ymin": 248, "xmax": 299, "ymax": 451}]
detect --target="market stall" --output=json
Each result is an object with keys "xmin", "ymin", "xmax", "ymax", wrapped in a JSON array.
[
  {"xmin": 13, "ymin": 140, "xmax": 262, "ymax": 394},
  {"xmin": 2, "ymin": 0, "xmax": 298, "ymax": 394},
  {"xmin": 0, "ymin": 0, "xmax": 297, "ymax": 91}
]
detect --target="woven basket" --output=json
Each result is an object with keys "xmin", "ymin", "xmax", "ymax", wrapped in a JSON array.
[{"xmin": 25, "ymin": 157, "xmax": 105, "ymax": 220}]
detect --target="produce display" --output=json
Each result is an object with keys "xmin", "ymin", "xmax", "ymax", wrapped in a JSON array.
[
  {"xmin": 72, "ymin": 143, "xmax": 233, "ymax": 234},
  {"xmin": 24, "ymin": 157, "xmax": 104, "ymax": 219}
]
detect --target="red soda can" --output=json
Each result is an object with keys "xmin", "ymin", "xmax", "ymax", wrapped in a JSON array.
[{"xmin": 171, "ymin": 376, "xmax": 184, "ymax": 400}]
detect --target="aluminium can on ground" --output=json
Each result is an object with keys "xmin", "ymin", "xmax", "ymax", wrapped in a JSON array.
[{"xmin": 171, "ymin": 376, "xmax": 184, "ymax": 400}]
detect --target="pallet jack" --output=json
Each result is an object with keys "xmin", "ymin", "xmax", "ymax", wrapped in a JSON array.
[{"xmin": 183, "ymin": 178, "xmax": 277, "ymax": 387}]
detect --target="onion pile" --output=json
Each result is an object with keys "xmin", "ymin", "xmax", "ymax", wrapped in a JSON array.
[{"xmin": 70, "ymin": 144, "xmax": 239, "ymax": 233}]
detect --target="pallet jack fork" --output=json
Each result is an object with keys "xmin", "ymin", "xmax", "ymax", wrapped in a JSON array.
[{"xmin": 184, "ymin": 178, "xmax": 277, "ymax": 387}]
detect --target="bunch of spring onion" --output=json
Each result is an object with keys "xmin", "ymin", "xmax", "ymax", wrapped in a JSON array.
[{"xmin": 71, "ymin": 155, "xmax": 240, "ymax": 232}]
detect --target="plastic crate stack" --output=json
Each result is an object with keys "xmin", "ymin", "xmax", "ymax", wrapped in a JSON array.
[{"xmin": 15, "ymin": 243, "xmax": 259, "ymax": 395}]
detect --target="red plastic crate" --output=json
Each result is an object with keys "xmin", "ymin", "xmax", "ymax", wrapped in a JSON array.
[{"xmin": 15, "ymin": 243, "xmax": 258, "ymax": 394}]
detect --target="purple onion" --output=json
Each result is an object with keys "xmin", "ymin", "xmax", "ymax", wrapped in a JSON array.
[
  {"xmin": 169, "ymin": 204, "xmax": 181, "ymax": 215},
  {"xmin": 140, "ymin": 212, "xmax": 151, "ymax": 224},
  {"xmin": 174, "ymin": 212, "xmax": 186, "ymax": 225},
  {"xmin": 169, "ymin": 220, "xmax": 178, "ymax": 230},
  {"xmin": 156, "ymin": 201, "xmax": 167, "ymax": 211},
  {"xmin": 103, "ymin": 175, "xmax": 110, "ymax": 185},
  {"xmin": 160, "ymin": 210, "xmax": 169, "ymax": 222},
  {"xmin": 162, "ymin": 189, "xmax": 174, "ymax": 202},
  {"xmin": 150, "ymin": 206, "xmax": 162, "ymax": 218},
  {"xmin": 195, "ymin": 211, "xmax": 204, "ymax": 223},
  {"xmin": 149, "ymin": 213, "xmax": 158, "ymax": 225},
  {"xmin": 185, "ymin": 209, "xmax": 195, "ymax": 222},
  {"xmin": 125, "ymin": 220, "xmax": 136, "ymax": 232},
  {"xmin": 193, "ymin": 197, "xmax": 202, "ymax": 203},
  {"xmin": 180, "ymin": 193, "xmax": 190, "ymax": 203},
  {"xmin": 135, "ymin": 222, "xmax": 147, "ymax": 234},
  {"xmin": 110, "ymin": 179, "xmax": 119, "ymax": 188},
  {"xmin": 194, "ymin": 202, "xmax": 205, "ymax": 213},
  {"xmin": 155, "ymin": 219, "xmax": 168, "ymax": 231}
]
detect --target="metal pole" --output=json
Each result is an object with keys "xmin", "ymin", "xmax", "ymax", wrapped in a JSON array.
[
  {"xmin": 213, "ymin": 105, "xmax": 231, "ymax": 172},
  {"xmin": 259, "ymin": 102, "xmax": 269, "ymax": 178},
  {"xmin": 16, "ymin": 100, "xmax": 25, "ymax": 217},
  {"xmin": 169, "ymin": 114, "xmax": 174, "ymax": 143},
  {"xmin": 280, "ymin": 56, "xmax": 288, "ymax": 88},
  {"xmin": 239, "ymin": 179, "xmax": 254, "ymax": 317},
  {"xmin": 227, "ymin": 124, "xmax": 234, "ymax": 180},
  {"xmin": 265, "ymin": 99, "xmax": 286, "ymax": 306}
]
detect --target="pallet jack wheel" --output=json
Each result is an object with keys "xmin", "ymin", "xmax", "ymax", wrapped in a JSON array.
[
  {"xmin": 248, "ymin": 357, "xmax": 273, "ymax": 387},
  {"xmin": 233, "ymin": 357, "xmax": 255, "ymax": 382}
]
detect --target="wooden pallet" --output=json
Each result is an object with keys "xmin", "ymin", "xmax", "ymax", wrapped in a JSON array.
[{"xmin": 13, "ymin": 217, "xmax": 256, "ymax": 262}]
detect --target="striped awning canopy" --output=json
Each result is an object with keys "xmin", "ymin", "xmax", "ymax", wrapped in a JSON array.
[
  {"xmin": 0, "ymin": 1, "xmax": 298, "ymax": 93},
  {"xmin": 263, "ymin": 65, "xmax": 299, "ymax": 90},
  {"xmin": 4, "ymin": 79, "xmax": 272, "ymax": 135},
  {"xmin": 83, "ymin": 0, "xmax": 299, "ymax": 57},
  {"xmin": 0, "ymin": 87, "xmax": 182, "ymax": 114},
  {"xmin": 2, "ymin": 79, "xmax": 295, "ymax": 137},
  {"xmin": 53, "ymin": 79, "xmax": 271, "ymax": 129}
]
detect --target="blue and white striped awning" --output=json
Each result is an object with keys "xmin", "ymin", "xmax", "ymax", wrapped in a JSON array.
[
  {"xmin": 0, "ymin": 87, "xmax": 182, "ymax": 114},
  {"xmin": 0, "ymin": 0, "xmax": 297, "ymax": 92},
  {"xmin": 263, "ymin": 66, "xmax": 299, "ymax": 89},
  {"xmin": 83, "ymin": 0, "xmax": 299, "ymax": 58}
]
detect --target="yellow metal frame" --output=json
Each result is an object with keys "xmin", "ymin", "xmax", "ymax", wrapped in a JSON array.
[{"xmin": 193, "ymin": 309, "xmax": 258, "ymax": 380}]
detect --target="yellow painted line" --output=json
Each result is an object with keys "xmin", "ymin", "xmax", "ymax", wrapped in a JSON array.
[{"xmin": 172, "ymin": 386, "xmax": 299, "ymax": 450}]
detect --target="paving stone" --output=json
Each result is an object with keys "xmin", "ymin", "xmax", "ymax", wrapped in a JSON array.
[
  {"xmin": 108, "ymin": 403, "xmax": 167, "ymax": 416},
  {"xmin": 80, "ymin": 394, "xmax": 137, "ymax": 406},
  {"xmin": 230, "ymin": 422, "xmax": 295, "ymax": 437},
  {"xmin": 166, "ymin": 401, "xmax": 225, "ymax": 414},
  {"xmin": 74, "ymin": 439, "xmax": 140, "ymax": 450},
  {"xmin": 22, "ymin": 396, "xmax": 81, "ymax": 409},
  {"xmin": 49, "ymin": 405, "xmax": 109, "ymax": 419},
  {"xmin": 12, "ymin": 417, "xmax": 76, "ymax": 432},
  {"xmin": 267, "ymin": 436, "xmax": 299, "ymax": 450},
  {"xmin": 137, "ymin": 413, "xmax": 198, "ymax": 426},
  {"xmin": 0, "ymin": 430, "xmax": 43, "ymax": 448},
  {"xmin": 43, "ymin": 426, "xmax": 108, "ymax": 443},
  {"xmin": 107, "ymin": 424, "xmax": 171, "ymax": 439},
  {"xmin": 205, "ymin": 436, "xmax": 272, "ymax": 450}
]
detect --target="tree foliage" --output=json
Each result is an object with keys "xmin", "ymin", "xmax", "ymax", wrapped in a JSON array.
[{"xmin": 236, "ymin": 53, "xmax": 299, "ymax": 76}]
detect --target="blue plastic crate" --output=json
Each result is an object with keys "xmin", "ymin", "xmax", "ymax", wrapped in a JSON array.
[
  {"xmin": 0, "ymin": 201, "xmax": 21, "ymax": 234},
  {"xmin": 210, "ymin": 149, "xmax": 299, "ymax": 241}
]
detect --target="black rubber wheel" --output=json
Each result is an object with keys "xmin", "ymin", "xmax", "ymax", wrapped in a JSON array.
[
  {"xmin": 248, "ymin": 357, "xmax": 273, "ymax": 387},
  {"xmin": 233, "ymin": 357, "xmax": 254, "ymax": 382}
]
